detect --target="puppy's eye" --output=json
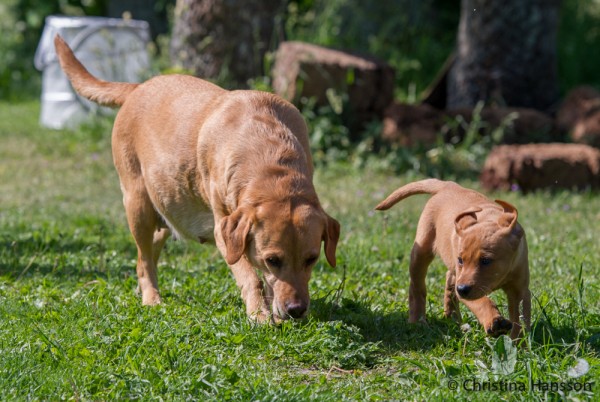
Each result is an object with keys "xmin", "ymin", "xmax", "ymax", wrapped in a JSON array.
[
  {"xmin": 265, "ymin": 256, "xmax": 282, "ymax": 269},
  {"xmin": 480, "ymin": 257, "xmax": 492, "ymax": 266},
  {"xmin": 457, "ymin": 257, "xmax": 464, "ymax": 266},
  {"xmin": 305, "ymin": 256, "xmax": 318, "ymax": 267}
]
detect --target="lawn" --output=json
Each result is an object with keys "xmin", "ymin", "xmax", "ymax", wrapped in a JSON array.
[{"xmin": 0, "ymin": 101, "xmax": 598, "ymax": 401}]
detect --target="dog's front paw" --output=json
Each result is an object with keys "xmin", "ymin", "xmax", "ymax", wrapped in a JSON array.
[
  {"xmin": 247, "ymin": 306, "xmax": 274, "ymax": 324},
  {"xmin": 248, "ymin": 311, "xmax": 273, "ymax": 324},
  {"xmin": 486, "ymin": 316, "xmax": 513, "ymax": 337},
  {"xmin": 141, "ymin": 289, "xmax": 162, "ymax": 306}
]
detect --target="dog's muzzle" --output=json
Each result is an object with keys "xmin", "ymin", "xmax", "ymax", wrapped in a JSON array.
[
  {"xmin": 456, "ymin": 284, "xmax": 472, "ymax": 298},
  {"xmin": 284, "ymin": 300, "xmax": 308, "ymax": 319}
]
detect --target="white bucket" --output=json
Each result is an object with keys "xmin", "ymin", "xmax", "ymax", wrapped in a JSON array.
[{"xmin": 35, "ymin": 15, "xmax": 151, "ymax": 129}]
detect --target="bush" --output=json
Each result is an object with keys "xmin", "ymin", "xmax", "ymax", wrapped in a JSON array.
[
  {"xmin": 303, "ymin": 99, "xmax": 509, "ymax": 180},
  {"xmin": 558, "ymin": 0, "xmax": 600, "ymax": 93},
  {"xmin": 285, "ymin": 0, "xmax": 458, "ymax": 102},
  {"xmin": 0, "ymin": 0, "xmax": 108, "ymax": 100}
]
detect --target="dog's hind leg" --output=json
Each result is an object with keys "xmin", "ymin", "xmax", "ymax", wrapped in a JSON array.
[
  {"xmin": 408, "ymin": 242, "xmax": 434, "ymax": 323},
  {"xmin": 444, "ymin": 270, "xmax": 462, "ymax": 322},
  {"xmin": 153, "ymin": 227, "xmax": 171, "ymax": 266},
  {"xmin": 408, "ymin": 213, "xmax": 436, "ymax": 323},
  {"xmin": 123, "ymin": 182, "xmax": 163, "ymax": 305}
]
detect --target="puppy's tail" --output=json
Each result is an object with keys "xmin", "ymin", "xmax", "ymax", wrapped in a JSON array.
[
  {"xmin": 53, "ymin": 35, "xmax": 139, "ymax": 107},
  {"xmin": 375, "ymin": 179, "xmax": 450, "ymax": 210}
]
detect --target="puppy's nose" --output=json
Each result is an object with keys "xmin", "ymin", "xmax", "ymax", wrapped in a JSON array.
[
  {"xmin": 285, "ymin": 301, "xmax": 307, "ymax": 319},
  {"xmin": 456, "ymin": 284, "xmax": 472, "ymax": 298}
]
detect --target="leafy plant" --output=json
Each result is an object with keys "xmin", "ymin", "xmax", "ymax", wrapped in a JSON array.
[
  {"xmin": 0, "ymin": 0, "xmax": 109, "ymax": 100},
  {"xmin": 304, "ymin": 100, "xmax": 512, "ymax": 181},
  {"xmin": 558, "ymin": 0, "xmax": 600, "ymax": 93},
  {"xmin": 489, "ymin": 335, "xmax": 518, "ymax": 376},
  {"xmin": 300, "ymin": 95, "xmax": 353, "ymax": 167}
]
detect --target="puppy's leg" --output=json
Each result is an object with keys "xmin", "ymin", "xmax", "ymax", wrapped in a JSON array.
[
  {"xmin": 408, "ymin": 242, "xmax": 434, "ymax": 323},
  {"xmin": 408, "ymin": 213, "xmax": 436, "ymax": 323},
  {"xmin": 229, "ymin": 260, "xmax": 272, "ymax": 323},
  {"xmin": 444, "ymin": 270, "xmax": 462, "ymax": 321},
  {"xmin": 461, "ymin": 297, "xmax": 512, "ymax": 337},
  {"xmin": 506, "ymin": 287, "xmax": 531, "ymax": 339},
  {"xmin": 123, "ymin": 184, "xmax": 162, "ymax": 305},
  {"xmin": 522, "ymin": 289, "xmax": 531, "ymax": 331}
]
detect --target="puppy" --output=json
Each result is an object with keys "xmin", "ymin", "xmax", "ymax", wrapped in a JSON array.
[
  {"xmin": 376, "ymin": 179, "xmax": 530, "ymax": 338},
  {"xmin": 54, "ymin": 35, "xmax": 340, "ymax": 323}
]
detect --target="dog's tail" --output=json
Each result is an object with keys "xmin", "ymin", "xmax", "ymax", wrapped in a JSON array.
[
  {"xmin": 375, "ymin": 179, "xmax": 450, "ymax": 210},
  {"xmin": 53, "ymin": 35, "xmax": 139, "ymax": 107}
]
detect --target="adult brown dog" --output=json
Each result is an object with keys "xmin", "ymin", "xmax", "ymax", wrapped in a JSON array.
[
  {"xmin": 376, "ymin": 179, "xmax": 530, "ymax": 338},
  {"xmin": 54, "ymin": 35, "xmax": 340, "ymax": 323}
]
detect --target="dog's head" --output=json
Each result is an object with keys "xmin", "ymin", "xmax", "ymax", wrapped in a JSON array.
[
  {"xmin": 220, "ymin": 200, "xmax": 340, "ymax": 321},
  {"xmin": 453, "ymin": 200, "xmax": 525, "ymax": 300}
]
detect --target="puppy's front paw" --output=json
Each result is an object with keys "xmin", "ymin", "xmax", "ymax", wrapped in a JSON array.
[{"xmin": 486, "ymin": 316, "xmax": 513, "ymax": 337}]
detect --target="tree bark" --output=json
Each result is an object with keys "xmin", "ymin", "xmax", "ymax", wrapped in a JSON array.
[
  {"xmin": 170, "ymin": 0, "xmax": 284, "ymax": 87},
  {"xmin": 448, "ymin": 0, "xmax": 561, "ymax": 111}
]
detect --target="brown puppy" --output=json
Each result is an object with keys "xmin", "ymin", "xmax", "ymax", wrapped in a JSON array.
[
  {"xmin": 376, "ymin": 179, "xmax": 530, "ymax": 338},
  {"xmin": 54, "ymin": 35, "xmax": 340, "ymax": 323}
]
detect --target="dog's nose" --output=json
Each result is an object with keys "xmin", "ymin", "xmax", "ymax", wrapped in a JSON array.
[
  {"xmin": 456, "ymin": 284, "xmax": 472, "ymax": 298},
  {"xmin": 285, "ymin": 301, "xmax": 307, "ymax": 319}
]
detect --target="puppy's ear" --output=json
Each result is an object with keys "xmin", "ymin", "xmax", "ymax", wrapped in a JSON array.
[
  {"xmin": 495, "ymin": 199, "xmax": 523, "ymax": 238},
  {"xmin": 322, "ymin": 214, "xmax": 341, "ymax": 267},
  {"xmin": 454, "ymin": 207, "xmax": 482, "ymax": 236},
  {"xmin": 220, "ymin": 208, "xmax": 253, "ymax": 265}
]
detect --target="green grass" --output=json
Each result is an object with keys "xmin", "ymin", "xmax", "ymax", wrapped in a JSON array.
[{"xmin": 1, "ymin": 101, "xmax": 598, "ymax": 401}]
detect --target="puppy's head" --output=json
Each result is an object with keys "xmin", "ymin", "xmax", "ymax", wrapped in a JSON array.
[
  {"xmin": 453, "ymin": 200, "xmax": 524, "ymax": 300},
  {"xmin": 220, "ymin": 200, "xmax": 340, "ymax": 321}
]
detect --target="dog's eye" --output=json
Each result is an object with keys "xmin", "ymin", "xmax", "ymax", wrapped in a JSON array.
[
  {"xmin": 480, "ymin": 257, "xmax": 492, "ymax": 266},
  {"xmin": 457, "ymin": 257, "xmax": 464, "ymax": 266},
  {"xmin": 305, "ymin": 256, "xmax": 318, "ymax": 267},
  {"xmin": 265, "ymin": 256, "xmax": 282, "ymax": 269}
]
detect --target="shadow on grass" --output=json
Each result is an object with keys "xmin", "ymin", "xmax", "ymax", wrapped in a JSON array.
[
  {"xmin": 310, "ymin": 296, "xmax": 462, "ymax": 352},
  {"xmin": 530, "ymin": 318, "xmax": 600, "ymax": 354},
  {"xmin": 310, "ymin": 297, "xmax": 600, "ymax": 354},
  {"xmin": 0, "ymin": 228, "xmax": 135, "ymax": 280}
]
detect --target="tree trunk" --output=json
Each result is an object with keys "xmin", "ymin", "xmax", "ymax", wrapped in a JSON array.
[
  {"xmin": 448, "ymin": 0, "xmax": 561, "ymax": 111},
  {"xmin": 170, "ymin": 0, "xmax": 284, "ymax": 87}
]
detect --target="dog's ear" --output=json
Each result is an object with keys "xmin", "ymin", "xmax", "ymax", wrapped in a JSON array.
[
  {"xmin": 454, "ymin": 207, "xmax": 482, "ymax": 236},
  {"xmin": 322, "ymin": 214, "xmax": 341, "ymax": 267},
  {"xmin": 220, "ymin": 208, "xmax": 253, "ymax": 265},
  {"xmin": 495, "ymin": 199, "xmax": 523, "ymax": 238}
]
